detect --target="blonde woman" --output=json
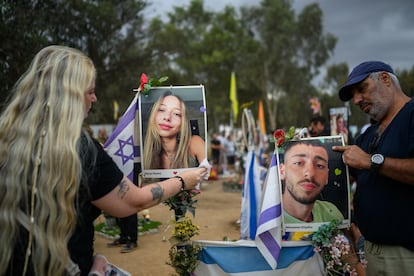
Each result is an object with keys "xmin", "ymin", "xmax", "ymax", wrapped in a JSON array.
[
  {"xmin": 0, "ymin": 45, "xmax": 207, "ymax": 276},
  {"xmin": 143, "ymin": 91, "xmax": 206, "ymax": 170}
]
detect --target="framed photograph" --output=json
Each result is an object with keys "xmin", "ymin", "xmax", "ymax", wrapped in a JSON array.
[
  {"xmin": 279, "ymin": 136, "xmax": 350, "ymax": 236},
  {"xmin": 138, "ymin": 85, "xmax": 207, "ymax": 178},
  {"xmin": 330, "ymin": 107, "xmax": 350, "ymax": 144}
]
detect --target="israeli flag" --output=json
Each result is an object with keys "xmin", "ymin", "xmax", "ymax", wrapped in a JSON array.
[
  {"xmin": 255, "ymin": 151, "xmax": 282, "ymax": 269},
  {"xmin": 195, "ymin": 240, "xmax": 324, "ymax": 275},
  {"xmin": 104, "ymin": 94, "xmax": 138, "ymax": 181},
  {"xmin": 240, "ymin": 151, "xmax": 267, "ymax": 240}
]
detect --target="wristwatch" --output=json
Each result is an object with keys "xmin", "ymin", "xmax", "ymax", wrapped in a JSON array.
[{"xmin": 370, "ymin": 153, "xmax": 384, "ymax": 173}]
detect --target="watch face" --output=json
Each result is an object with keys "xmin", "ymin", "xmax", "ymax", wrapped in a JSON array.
[{"xmin": 372, "ymin": 154, "xmax": 384, "ymax": 165}]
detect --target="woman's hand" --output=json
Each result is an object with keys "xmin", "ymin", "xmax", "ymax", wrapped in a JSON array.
[
  {"xmin": 180, "ymin": 167, "xmax": 207, "ymax": 190},
  {"xmin": 89, "ymin": 255, "xmax": 109, "ymax": 276}
]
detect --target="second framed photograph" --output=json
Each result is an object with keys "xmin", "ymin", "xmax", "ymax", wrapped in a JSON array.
[
  {"xmin": 279, "ymin": 136, "xmax": 350, "ymax": 238},
  {"xmin": 330, "ymin": 107, "xmax": 350, "ymax": 144},
  {"xmin": 138, "ymin": 85, "xmax": 207, "ymax": 179}
]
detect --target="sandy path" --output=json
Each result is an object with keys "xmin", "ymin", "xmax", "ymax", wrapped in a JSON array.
[{"xmin": 93, "ymin": 178, "xmax": 242, "ymax": 275}]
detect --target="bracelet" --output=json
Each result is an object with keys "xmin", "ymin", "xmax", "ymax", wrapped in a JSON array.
[{"xmin": 174, "ymin": 176, "xmax": 186, "ymax": 191}]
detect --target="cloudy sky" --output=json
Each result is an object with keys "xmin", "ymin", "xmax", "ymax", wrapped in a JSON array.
[{"xmin": 149, "ymin": 0, "xmax": 414, "ymax": 79}]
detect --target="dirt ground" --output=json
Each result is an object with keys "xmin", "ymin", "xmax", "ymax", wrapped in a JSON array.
[{"xmin": 93, "ymin": 177, "xmax": 243, "ymax": 276}]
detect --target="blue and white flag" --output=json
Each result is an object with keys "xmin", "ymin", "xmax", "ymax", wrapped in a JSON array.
[
  {"xmin": 104, "ymin": 94, "xmax": 138, "ymax": 181},
  {"xmin": 240, "ymin": 150, "xmax": 267, "ymax": 240},
  {"xmin": 195, "ymin": 240, "xmax": 324, "ymax": 275},
  {"xmin": 255, "ymin": 151, "xmax": 283, "ymax": 269}
]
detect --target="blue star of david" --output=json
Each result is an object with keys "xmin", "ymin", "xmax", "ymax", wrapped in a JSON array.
[{"xmin": 114, "ymin": 136, "xmax": 134, "ymax": 165}]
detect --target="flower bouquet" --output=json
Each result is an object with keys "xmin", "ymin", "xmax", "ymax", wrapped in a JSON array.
[
  {"xmin": 167, "ymin": 216, "xmax": 202, "ymax": 276},
  {"xmin": 311, "ymin": 220, "xmax": 367, "ymax": 276},
  {"xmin": 164, "ymin": 189, "xmax": 200, "ymax": 218},
  {"xmin": 163, "ymin": 174, "xmax": 202, "ymax": 274}
]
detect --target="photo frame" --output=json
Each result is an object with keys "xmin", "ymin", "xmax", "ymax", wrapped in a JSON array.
[
  {"xmin": 330, "ymin": 107, "xmax": 350, "ymax": 144},
  {"xmin": 279, "ymin": 136, "xmax": 350, "ymax": 235},
  {"xmin": 139, "ymin": 85, "xmax": 207, "ymax": 178}
]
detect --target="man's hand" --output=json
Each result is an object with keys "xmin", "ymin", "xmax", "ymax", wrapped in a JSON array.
[{"xmin": 332, "ymin": 145, "xmax": 371, "ymax": 170}]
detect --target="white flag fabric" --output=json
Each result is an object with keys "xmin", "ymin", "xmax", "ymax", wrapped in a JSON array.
[
  {"xmin": 195, "ymin": 240, "xmax": 324, "ymax": 275},
  {"xmin": 240, "ymin": 150, "xmax": 267, "ymax": 240},
  {"xmin": 255, "ymin": 151, "xmax": 283, "ymax": 269},
  {"xmin": 104, "ymin": 94, "xmax": 138, "ymax": 181}
]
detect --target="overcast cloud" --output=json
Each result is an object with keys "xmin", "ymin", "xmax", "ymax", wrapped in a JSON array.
[{"xmin": 150, "ymin": 0, "xmax": 414, "ymax": 75}]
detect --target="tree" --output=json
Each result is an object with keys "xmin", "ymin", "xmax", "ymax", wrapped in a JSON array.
[
  {"xmin": 146, "ymin": 0, "xmax": 256, "ymax": 130},
  {"xmin": 1, "ymin": 0, "xmax": 150, "ymax": 124},
  {"xmin": 145, "ymin": 0, "xmax": 337, "ymax": 132},
  {"xmin": 398, "ymin": 66, "xmax": 414, "ymax": 98},
  {"xmin": 238, "ymin": 1, "xmax": 336, "ymax": 130},
  {"xmin": 1, "ymin": 0, "xmax": 52, "ymax": 106},
  {"xmin": 6, "ymin": 0, "xmax": 408, "ymax": 134}
]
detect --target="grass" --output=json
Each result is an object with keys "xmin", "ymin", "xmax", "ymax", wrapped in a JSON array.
[{"xmin": 95, "ymin": 218, "xmax": 162, "ymax": 237}]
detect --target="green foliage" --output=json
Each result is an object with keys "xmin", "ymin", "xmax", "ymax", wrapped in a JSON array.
[
  {"xmin": 311, "ymin": 219, "xmax": 341, "ymax": 247},
  {"xmin": 167, "ymin": 216, "xmax": 202, "ymax": 275},
  {"xmin": 1, "ymin": 0, "xmax": 150, "ymax": 122},
  {"xmin": 94, "ymin": 219, "xmax": 162, "ymax": 237},
  {"xmin": 311, "ymin": 220, "xmax": 367, "ymax": 275},
  {"xmin": 95, "ymin": 222, "xmax": 122, "ymax": 237},
  {"xmin": 398, "ymin": 66, "xmax": 414, "ymax": 98},
  {"xmin": 164, "ymin": 189, "xmax": 200, "ymax": 218},
  {"xmin": 2, "ymin": 0, "xmax": 413, "ymax": 132},
  {"xmin": 169, "ymin": 216, "xmax": 200, "ymax": 244},
  {"xmin": 150, "ymin": 76, "xmax": 169, "ymax": 86},
  {"xmin": 167, "ymin": 243, "xmax": 202, "ymax": 276}
]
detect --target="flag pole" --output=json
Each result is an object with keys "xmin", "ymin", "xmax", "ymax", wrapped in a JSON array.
[{"xmin": 230, "ymin": 109, "xmax": 234, "ymax": 129}]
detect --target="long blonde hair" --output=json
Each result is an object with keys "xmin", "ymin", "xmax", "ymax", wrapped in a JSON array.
[
  {"xmin": 0, "ymin": 45, "xmax": 95, "ymax": 275},
  {"xmin": 143, "ymin": 92, "xmax": 192, "ymax": 169}
]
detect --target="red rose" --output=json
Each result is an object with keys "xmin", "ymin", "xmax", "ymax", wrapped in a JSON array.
[
  {"xmin": 273, "ymin": 129, "xmax": 285, "ymax": 147},
  {"xmin": 139, "ymin": 73, "xmax": 148, "ymax": 91}
]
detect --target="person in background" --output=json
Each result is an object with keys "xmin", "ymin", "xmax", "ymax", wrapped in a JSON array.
[
  {"xmin": 217, "ymin": 130, "xmax": 228, "ymax": 174},
  {"xmin": 333, "ymin": 61, "xmax": 414, "ymax": 275},
  {"xmin": 97, "ymin": 127, "xmax": 108, "ymax": 145},
  {"xmin": 106, "ymin": 163, "xmax": 141, "ymax": 253},
  {"xmin": 308, "ymin": 115, "xmax": 328, "ymax": 137},
  {"xmin": 210, "ymin": 132, "xmax": 222, "ymax": 176},
  {"xmin": 358, "ymin": 118, "xmax": 377, "ymax": 137},
  {"xmin": 224, "ymin": 133, "xmax": 236, "ymax": 173},
  {"xmin": 0, "ymin": 45, "xmax": 207, "ymax": 276},
  {"xmin": 106, "ymin": 213, "xmax": 138, "ymax": 253}
]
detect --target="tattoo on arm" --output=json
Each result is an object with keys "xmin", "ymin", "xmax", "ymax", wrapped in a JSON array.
[
  {"xmin": 151, "ymin": 183, "xmax": 164, "ymax": 204},
  {"xmin": 117, "ymin": 179, "xmax": 130, "ymax": 198}
]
